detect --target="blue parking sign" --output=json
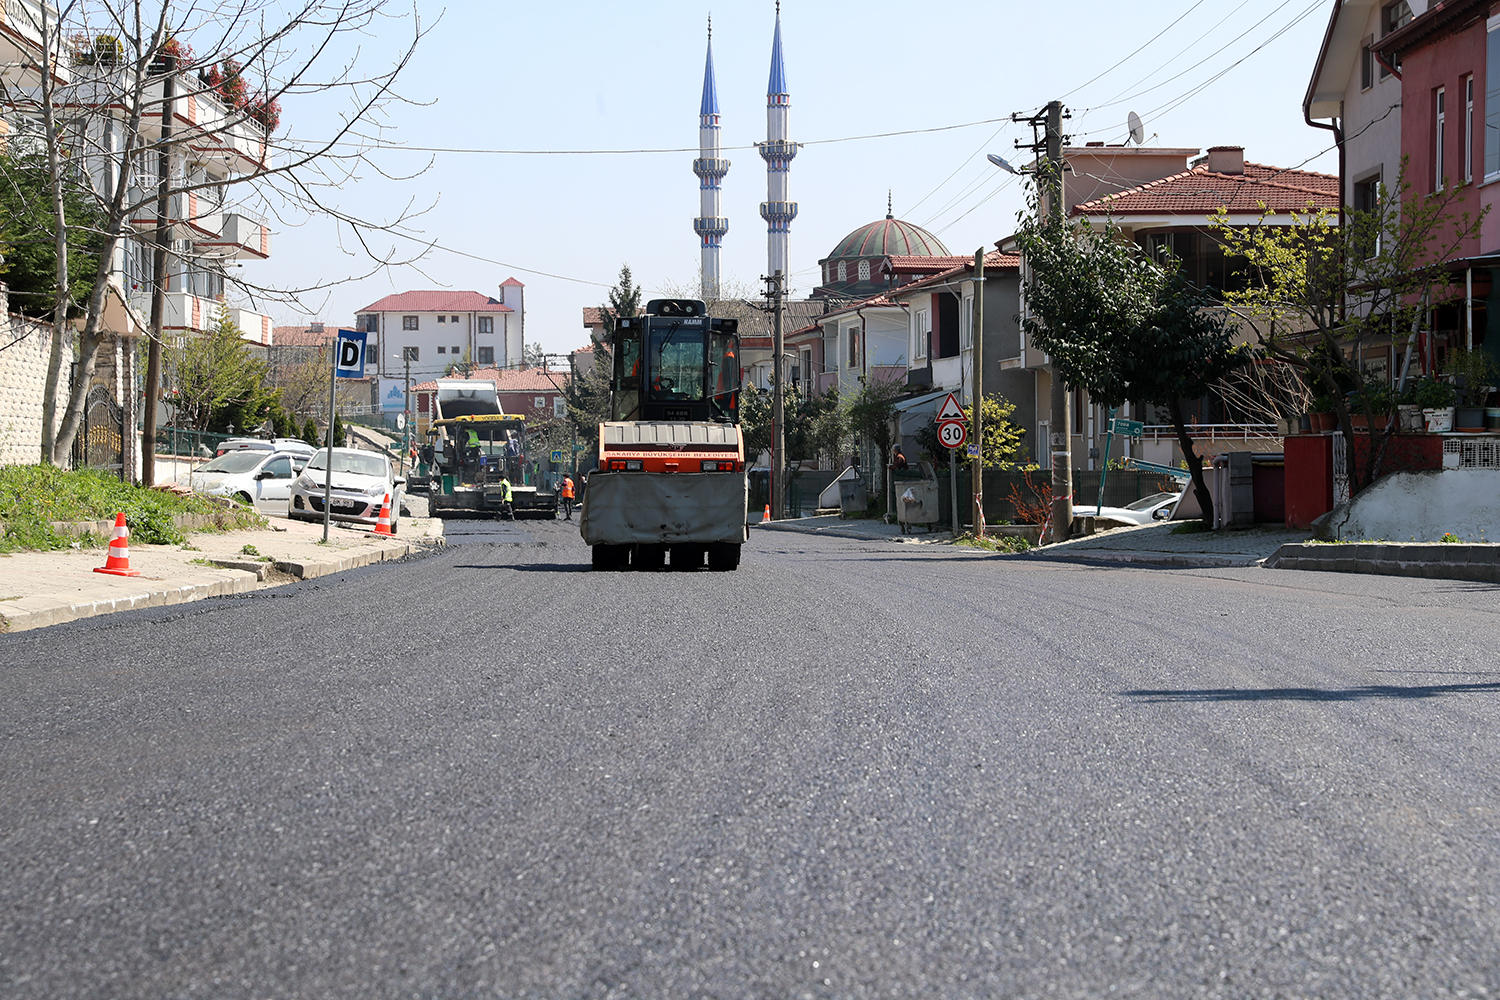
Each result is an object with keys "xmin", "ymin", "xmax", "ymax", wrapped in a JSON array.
[{"xmin": 335, "ymin": 329, "xmax": 367, "ymax": 378}]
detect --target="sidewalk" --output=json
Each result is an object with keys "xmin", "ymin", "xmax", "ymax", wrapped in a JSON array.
[
  {"xmin": 0, "ymin": 513, "xmax": 445, "ymax": 634},
  {"xmin": 756, "ymin": 514, "xmax": 1309, "ymax": 566}
]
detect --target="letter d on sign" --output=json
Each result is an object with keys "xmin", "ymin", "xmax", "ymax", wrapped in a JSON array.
[{"xmin": 334, "ymin": 329, "xmax": 368, "ymax": 378}]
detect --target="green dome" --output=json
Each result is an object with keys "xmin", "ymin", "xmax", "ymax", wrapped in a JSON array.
[{"xmin": 828, "ymin": 216, "xmax": 950, "ymax": 260}]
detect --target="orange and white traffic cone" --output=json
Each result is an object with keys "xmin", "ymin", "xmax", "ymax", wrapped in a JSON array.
[
  {"xmin": 763, "ymin": 503, "xmax": 771, "ymax": 523},
  {"xmin": 373, "ymin": 494, "xmax": 394, "ymax": 536},
  {"xmin": 94, "ymin": 512, "xmax": 141, "ymax": 577}
]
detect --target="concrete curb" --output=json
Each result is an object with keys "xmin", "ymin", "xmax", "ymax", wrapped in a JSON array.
[
  {"xmin": 0, "ymin": 536, "xmax": 444, "ymax": 634},
  {"xmin": 754, "ymin": 520, "xmax": 949, "ymax": 544},
  {"xmin": 1265, "ymin": 541, "xmax": 1500, "ymax": 583},
  {"xmin": 1018, "ymin": 549, "xmax": 1262, "ymax": 569}
]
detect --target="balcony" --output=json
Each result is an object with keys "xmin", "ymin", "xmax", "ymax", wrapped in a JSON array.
[
  {"xmin": 122, "ymin": 288, "xmax": 266, "ymax": 340},
  {"xmin": 200, "ymin": 210, "xmax": 270, "ymax": 260},
  {"xmin": 0, "ymin": 0, "xmax": 68, "ymax": 85}
]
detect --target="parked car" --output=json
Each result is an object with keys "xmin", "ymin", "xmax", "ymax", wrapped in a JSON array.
[
  {"xmin": 186, "ymin": 449, "xmax": 310, "ymax": 514},
  {"xmin": 289, "ymin": 447, "xmax": 404, "ymax": 531},
  {"xmin": 1073, "ymin": 490, "xmax": 1184, "ymax": 525},
  {"xmin": 215, "ymin": 437, "xmax": 315, "ymax": 458}
]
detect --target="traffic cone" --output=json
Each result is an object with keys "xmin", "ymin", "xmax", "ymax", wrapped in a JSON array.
[
  {"xmin": 373, "ymin": 494, "xmax": 394, "ymax": 536},
  {"xmin": 763, "ymin": 503, "xmax": 771, "ymax": 522},
  {"xmin": 94, "ymin": 513, "xmax": 141, "ymax": 577}
]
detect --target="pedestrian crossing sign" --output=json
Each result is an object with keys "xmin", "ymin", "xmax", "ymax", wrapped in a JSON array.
[{"xmin": 551, "ymin": 449, "xmax": 564, "ymax": 464}]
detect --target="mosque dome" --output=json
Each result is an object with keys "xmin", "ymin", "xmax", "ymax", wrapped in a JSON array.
[{"xmin": 828, "ymin": 215, "xmax": 950, "ymax": 260}]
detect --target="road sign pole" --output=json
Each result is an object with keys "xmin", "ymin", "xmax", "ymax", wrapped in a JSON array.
[
  {"xmin": 323, "ymin": 337, "xmax": 336, "ymax": 543},
  {"xmin": 1097, "ymin": 406, "xmax": 1117, "ymax": 511},
  {"xmin": 951, "ymin": 449, "xmax": 960, "ymax": 534}
]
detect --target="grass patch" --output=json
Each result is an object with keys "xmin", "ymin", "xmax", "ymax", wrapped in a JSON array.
[
  {"xmin": 0, "ymin": 465, "xmax": 262, "ymax": 553},
  {"xmin": 955, "ymin": 532, "xmax": 1033, "ymax": 553}
]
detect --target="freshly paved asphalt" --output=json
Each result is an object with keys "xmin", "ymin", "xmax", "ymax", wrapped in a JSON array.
[{"xmin": 4, "ymin": 518, "xmax": 1500, "ymax": 998}]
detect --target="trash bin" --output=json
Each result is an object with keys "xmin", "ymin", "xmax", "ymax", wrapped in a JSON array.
[
  {"xmin": 895, "ymin": 476, "xmax": 940, "ymax": 532},
  {"xmin": 441, "ymin": 474, "xmax": 455, "ymax": 495},
  {"xmin": 838, "ymin": 478, "xmax": 867, "ymax": 515}
]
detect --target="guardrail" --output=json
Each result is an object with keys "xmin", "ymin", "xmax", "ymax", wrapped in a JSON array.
[{"xmin": 1141, "ymin": 423, "xmax": 1279, "ymax": 443}]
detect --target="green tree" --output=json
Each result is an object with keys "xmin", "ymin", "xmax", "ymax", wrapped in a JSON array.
[
  {"xmin": 787, "ymin": 385, "xmax": 844, "ymax": 466},
  {"xmin": 0, "ymin": 153, "xmax": 105, "ymax": 319},
  {"xmin": 846, "ymin": 375, "xmax": 907, "ymax": 508},
  {"xmin": 739, "ymin": 384, "xmax": 772, "ymax": 459},
  {"xmin": 166, "ymin": 306, "xmax": 275, "ymax": 431},
  {"xmin": 302, "ymin": 417, "xmax": 319, "ymax": 447},
  {"xmin": 1216, "ymin": 163, "xmax": 1485, "ymax": 497},
  {"xmin": 565, "ymin": 264, "xmax": 640, "ymax": 440}
]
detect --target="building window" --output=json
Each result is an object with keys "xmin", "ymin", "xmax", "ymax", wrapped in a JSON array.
[
  {"xmin": 477, "ymin": 316, "xmax": 494, "ymax": 334},
  {"xmin": 837, "ymin": 261, "xmax": 847, "ymax": 283},
  {"xmin": 914, "ymin": 308, "xmax": 929, "ymax": 361},
  {"xmin": 1380, "ymin": 2, "xmax": 1411, "ymax": 76},
  {"xmin": 1361, "ymin": 39, "xmax": 1374, "ymax": 90},
  {"xmin": 477, "ymin": 346, "xmax": 494, "ymax": 364},
  {"xmin": 437, "ymin": 314, "xmax": 446, "ymax": 324},
  {"xmin": 358, "ymin": 314, "xmax": 378, "ymax": 333},
  {"xmin": 857, "ymin": 259, "xmax": 870, "ymax": 283},
  {"xmin": 1466, "ymin": 76, "xmax": 1475, "ymax": 183},
  {"xmin": 1436, "ymin": 87, "xmax": 1446, "ymax": 192},
  {"xmin": 1489, "ymin": 22, "xmax": 1500, "ymax": 180},
  {"xmin": 534, "ymin": 396, "xmax": 546, "ymax": 409},
  {"xmin": 451, "ymin": 315, "xmax": 459, "ymax": 323},
  {"xmin": 1354, "ymin": 174, "xmax": 1382, "ymax": 258},
  {"xmin": 554, "ymin": 398, "xmax": 567, "ymax": 418},
  {"xmin": 961, "ymin": 295, "xmax": 974, "ymax": 350},
  {"xmin": 437, "ymin": 345, "xmax": 446, "ymax": 354},
  {"xmin": 846, "ymin": 326, "xmax": 859, "ymax": 368},
  {"xmin": 451, "ymin": 345, "xmax": 460, "ymax": 356},
  {"xmin": 402, "ymin": 346, "xmax": 419, "ymax": 361},
  {"xmin": 402, "ymin": 315, "xmax": 418, "ymax": 330}
]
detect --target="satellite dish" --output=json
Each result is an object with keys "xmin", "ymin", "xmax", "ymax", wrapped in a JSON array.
[
  {"xmin": 987, "ymin": 153, "xmax": 1019, "ymax": 175},
  {"xmin": 1128, "ymin": 111, "xmax": 1145, "ymax": 145}
]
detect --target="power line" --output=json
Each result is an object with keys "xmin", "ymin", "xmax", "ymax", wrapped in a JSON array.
[{"xmin": 1059, "ymin": 0, "xmax": 1212, "ymax": 101}]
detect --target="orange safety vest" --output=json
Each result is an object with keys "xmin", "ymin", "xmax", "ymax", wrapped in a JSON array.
[{"xmin": 561, "ymin": 477, "xmax": 575, "ymax": 499}]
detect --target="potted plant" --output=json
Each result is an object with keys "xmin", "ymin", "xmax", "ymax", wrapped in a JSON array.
[
  {"xmin": 1395, "ymin": 380, "xmax": 1425, "ymax": 432},
  {"xmin": 1309, "ymin": 395, "xmax": 1337, "ymax": 432},
  {"xmin": 1346, "ymin": 380, "xmax": 1394, "ymax": 432},
  {"xmin": 1411, "ymin": 376, "xmax": 1457, "ymax": 432},
  {"xmin": 1443, "ymin": 348, "xmax": 1494, "ymax": 432}
]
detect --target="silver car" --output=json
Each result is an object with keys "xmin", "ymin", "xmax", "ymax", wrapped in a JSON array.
[
  {"xmin": 186, "ymin": 448, "xmax": 310, "ymax": 515},
  {"xmin": 289, "ymin": 448, "xmax": 404, "ymax": 530}
]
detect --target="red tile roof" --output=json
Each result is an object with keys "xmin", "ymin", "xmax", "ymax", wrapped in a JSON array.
[
  {"xmin": 501, "ymin": 277, "xmax": 525, "ymax": 287},
  {"xmin": 582, "ymin": 306, "xmax": 604, "ymax": 326},
  {"xmin": 1071, "ymin": 162, "xmax": 1339, "ymax": 217},
  {"xmin": 887, "ymin": 250, "xmax": 1021, "ymax": 297},
  {"xmin": 885, "ymin": 255, "xmax": 978, "ymax": 275},
  {"xmin": 411, "ymin": 367, "xmax": 571, "ymax": 394},
  {"xmin": 357, "ymin": 290, "xmax": 513, "ymax": 314}
]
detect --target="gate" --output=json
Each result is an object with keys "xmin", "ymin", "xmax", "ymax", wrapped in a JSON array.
[{"xmin": 72, "ymin": 384, "xmax": 124, "ymax": 474}]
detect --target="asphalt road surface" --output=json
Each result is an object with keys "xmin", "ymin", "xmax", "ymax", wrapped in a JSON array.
[{"xmin": 4, "ymin": 518, "xmax": 1500, "ymax": 998}]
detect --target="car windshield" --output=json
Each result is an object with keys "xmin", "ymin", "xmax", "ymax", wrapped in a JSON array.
[
  {"xmin": 306, "ymin": 450, "xmax": 388, "ymax": 478},
  {"xmin": 1124, "ymin": 491, "xmax": 1181, "ymax": 511},
  {"xmin": 201, "ymin": 452, "xmax": 266, "ymax": 474}
]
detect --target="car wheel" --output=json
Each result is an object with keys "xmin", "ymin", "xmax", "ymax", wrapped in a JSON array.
[{"xmin": 232, "ymin": 492, "xmax": 253, "ymax": 506}]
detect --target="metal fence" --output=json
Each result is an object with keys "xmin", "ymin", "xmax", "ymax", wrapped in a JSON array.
[{"xmin": 151, "ymin": 427, "xmax": 242, "ymax": 458}]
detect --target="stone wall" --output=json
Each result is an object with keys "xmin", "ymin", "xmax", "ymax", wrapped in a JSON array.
[{"xmin": 0, "ymin": 301, "xmax": 72, "ymax": 468}]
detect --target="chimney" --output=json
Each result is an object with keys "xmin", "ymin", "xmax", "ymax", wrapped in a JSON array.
[
  {"xmin": 1206, "ymin": 146, "xmax": 1244, "ymax": 175},
  {"xmin": 308, "ymin": 321, "xmax": 324, "ymax": 332}
]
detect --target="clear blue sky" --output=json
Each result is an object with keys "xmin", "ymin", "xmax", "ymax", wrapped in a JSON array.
[{"xmin": 252, "ymin": 0, "xmax": 1338, "ymax": 360}]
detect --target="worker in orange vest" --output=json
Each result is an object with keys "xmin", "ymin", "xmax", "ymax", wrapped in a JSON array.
[{"xmin": 560, "ymin": 475, "xmax": 575, "ymax": 521}]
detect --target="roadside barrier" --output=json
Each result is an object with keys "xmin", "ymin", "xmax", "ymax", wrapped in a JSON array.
[
  {"xmin": 93, "ymin": 513, "xmax": 141, "ymax": 577},
  {"xmin": 373, "ymin": 494, "xmax": 394, "ymax": 536}
]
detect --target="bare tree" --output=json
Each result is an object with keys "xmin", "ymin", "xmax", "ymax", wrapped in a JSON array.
[{"xmin": 0, "ymin": 0, "xmax": 429, "ymax": 469}]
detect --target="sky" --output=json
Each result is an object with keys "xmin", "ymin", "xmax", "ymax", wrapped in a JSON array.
[{"xmin": 247, "ymin": 0, "xmax": 1341, "ymax": 366}]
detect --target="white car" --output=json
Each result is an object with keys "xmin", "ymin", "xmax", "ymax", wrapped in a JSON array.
[
  {"xmin": 1073, "ymin": 490, "xmax": 1184, "ymax": 525},
  {"xmin": 186, "ymin": 449, "xmax": 310, "ymax": 515},
  {"xmin": 288, "ymin": 448, "xmax": 404, "ymax": 531}
]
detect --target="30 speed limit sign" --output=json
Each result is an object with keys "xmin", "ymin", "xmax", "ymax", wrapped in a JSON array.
[{"xmin": 937, "ymin": 419, "xmax": 967, "ymax": 450}]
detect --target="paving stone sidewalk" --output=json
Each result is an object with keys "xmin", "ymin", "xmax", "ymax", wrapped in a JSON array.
[{"xmin": 0, "ymin": 514, "xmax": 444, "ymax": 633}]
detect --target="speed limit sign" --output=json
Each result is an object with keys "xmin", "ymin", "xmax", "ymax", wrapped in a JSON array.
[{"xmin": 937, "ymin": 419, "xmax": 967, "ymax": 450}]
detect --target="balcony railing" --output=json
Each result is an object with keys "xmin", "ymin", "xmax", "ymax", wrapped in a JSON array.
[{"xmin": 1141, "ymin": 423, "xmax": 1279, "ymax": 443}]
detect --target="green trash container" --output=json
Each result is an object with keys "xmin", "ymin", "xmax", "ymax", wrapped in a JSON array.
[{"xmin": 441, "ymin": 474, "xmax": 455, "ymax": 495}]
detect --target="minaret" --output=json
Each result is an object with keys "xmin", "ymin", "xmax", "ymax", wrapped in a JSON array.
[
  {"xmin": 692, "ymin": 16, "xmax": 730, "ymax": 301},
  {"xmin": 759, "ymin": 2, "xmax": 797, "ymax": 283}
]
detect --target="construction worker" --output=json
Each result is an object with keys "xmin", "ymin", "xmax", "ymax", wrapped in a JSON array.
[
  {"xmin": 560, "ymin": 475, "xmax": 575, "ymax": 521},
  {"xmin": 497, "ymin": 474, "xmax": 514, "ymax": 520}
]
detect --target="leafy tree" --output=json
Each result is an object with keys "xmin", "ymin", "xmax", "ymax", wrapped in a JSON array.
[
  {"xmin": 739, "ymin": 384, "xmax": 772, "ymax": 460},
  {"xmin": 845, "ymin": 374, "xmax": 907, "ymax": 507},
  {"xmin": 1215, "ymin": 163, "xmax": 1484, "ymax": 497},
  {"xmin": 565, "ymin": 264, "xmax": 639, "ymax": 439},
  {"xmin": 0, "ymin": 153, "xmax": 105, "ymax": 319},
  {"xmin": 302, "ymin": 417, "xmax": 319, "ymax": 447},
  {"xmin": 165, "ymin": 306, "xmax": 273, "ymax": 430},
  {"xmin": 1016, "ymin": 185, "xmax": 1247, "ymax": 527},
  {"xmin": 787, "ymin": 385, "xmax": 844, "ymax": 467}
]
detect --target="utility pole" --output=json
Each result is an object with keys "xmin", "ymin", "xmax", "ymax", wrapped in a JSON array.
[
  {"xmin": 142, "ymin": 54, "xmax": 175, "ymax": 486},
  {"xmin": 971, "ymin": 247, "xmax": 985, "ymax": 536},
  {"xmin": 401, "ymin": 350, "xmax": 412, "ymax": 476},
  {"xmin": 1043, "ymin": 99, "xmax": 1073, "ymax": 543},
  {"xmin": 765, "ymin": 269, "xmax": 787, "ymax": 520}
]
